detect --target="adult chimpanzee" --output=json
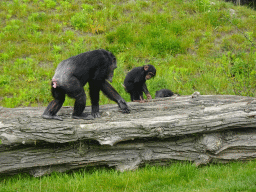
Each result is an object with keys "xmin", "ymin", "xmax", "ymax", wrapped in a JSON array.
[
  {"xmin": 155, "ymin": 89, "xmax": 175, "ymax": 98},
  {"xmin": 42, "ymin": 49, "xmax": 130, "ymax": 121},
  {"xmin": 124, "ymin": 65, "xmax": 156, "ymax": 102}
]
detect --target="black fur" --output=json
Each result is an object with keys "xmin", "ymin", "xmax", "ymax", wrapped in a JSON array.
[
  {"xmin": 155, "ymin": 89, "xmax": 175, "ymax": 98},
  {"xmin": 42, "ymin": 49, "xmax": 130, "ymax": 120},
  {"xmin": 124, "ymin": 65, "xmax": 156, "ymax": 101}
]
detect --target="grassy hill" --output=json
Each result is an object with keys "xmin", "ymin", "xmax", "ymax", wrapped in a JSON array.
[
  {"xmin": 1, "ymin": 1, "xmax": 256, "ymax": 191},
  {"xmin": 0, "ymin": 0, "xmax": 255, "ymax": 108}
]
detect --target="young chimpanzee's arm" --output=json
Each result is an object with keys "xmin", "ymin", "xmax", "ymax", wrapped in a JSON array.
[
  {"xmin": 142, "ymin": 83, "xmax": 149, "ymax": 94},
  {"xmin": 101, "ymin": 81, "xmax": 130, "ymax": 113},
  {"xmin": 142, "ymin": 83, "xmax": 152, "ymax": 99}
]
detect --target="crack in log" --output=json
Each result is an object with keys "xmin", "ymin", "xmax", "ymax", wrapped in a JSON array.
[{"xmin": 1, "ymin": 95, "xmax": 256, "ymax": 176}]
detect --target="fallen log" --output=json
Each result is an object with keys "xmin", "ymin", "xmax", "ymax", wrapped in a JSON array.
[{"xmin": 1, "ymin": 94, "xmax": 256, "ymax": 177}]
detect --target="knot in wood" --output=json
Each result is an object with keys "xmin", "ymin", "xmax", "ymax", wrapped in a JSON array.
[
  {"xmin": 195, "ymin": 154, "xmax": 211, "ymax": 166},
  {"xmin": 18, "ymin": 117, "xmax": 31, "ymax": 124},
  {"xmin": 155, "ymin": 127, "xmax": 163, "ymax": 134},
  {"xmin": 141, "ymin": 148, "xmax": 153, "ymax": 161},
  {"xmin": 192, "ymin": 91, "xmax": 200, "ymax": 99},
  {"xmin": 201, "ymin": 134, "xmax": 222, "ymax": 153}
]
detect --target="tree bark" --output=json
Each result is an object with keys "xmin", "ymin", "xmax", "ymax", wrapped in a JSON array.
[{"xmin": 1, "ymin": 94, "xmax": 256, "ymax": 177}]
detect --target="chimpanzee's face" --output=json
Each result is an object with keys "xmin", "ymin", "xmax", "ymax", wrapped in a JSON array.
[
  {"xmin": 143, "ymin": 65, "xmax": 156, "ymax": 80},
  {"xmin": 145, "ymin": 72, "xmax": 155, "ymax": 80}
]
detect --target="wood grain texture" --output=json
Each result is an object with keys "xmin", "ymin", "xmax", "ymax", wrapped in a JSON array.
[{"xmin": 1, "ymin": 94, "xmax": 256, "ymax": 176}]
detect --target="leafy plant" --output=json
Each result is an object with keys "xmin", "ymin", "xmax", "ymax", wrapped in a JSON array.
[
  {"xmin": 0, "ymin": 0, "xmax": 255, "ymax": 107},
  {"xmin": 70, "ymin": 11, "xmax": 93, "ymax": 31}
]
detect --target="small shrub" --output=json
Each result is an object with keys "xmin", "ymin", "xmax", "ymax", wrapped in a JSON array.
[
  {"xmin": 82, "ymin": 4, "xmax": 94, "ymax": 12},
  {"xmin": 53, "ymin": 45, "xmax": 62, "ymax": 53},
  {"xmin": 4, "ymin": 19, "xmax": 21, "ymax": 32},
  {"xmin": 70, "ymin": 5, "xmax": 106, "ymax": 34},
  {"xmin": 169, "ymin": 22, "xmax": 184, "ymax": 36},
  {"xmin": 195, "ymin": 0, "xmax": 211, "ymax": 13},
  {"xmin": 57, "ymin": 1, "xmax": 72, "ymax": 11},
  {"xmin": 150, "ymin": 36, "xmax": 185, "ymax": 57},
  {"xmin": 0, "ymin": 53, "xmax": 10, "ymax": 61},
  {"xmin": 0, "ymin": 74, "xmax": 11, "ymax": 86},
  {"xmin": 70, "ymin": 11, "xmax": 93, "ymax": 31},
  {"xmin": 39, "ymin": 0, "xmax": 57, "ymax": 9},
  {"xmin": 220, "ymin": 51, "xmax": 256, "ymax": 96},
  {"xmin": 149, "ymin": 77, "xmax": 168, "ymax": 91},
  {"xmin": 106, "ymin": 25, "xmax": 134, "ymax": 45},
  {"xmin": 106, "ymin": 32, "xmax": 115, "ymax": 43},
  {"xmin": 28, "ymin": 12, "xmax": 47, "ymax": 22},
  {"xmin": 204, "ymin": 10, "xmax": 231, "ymax": 27}
]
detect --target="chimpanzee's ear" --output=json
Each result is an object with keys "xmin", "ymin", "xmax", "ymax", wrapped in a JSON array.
[{"xmin": 144, "ymin": 65, "xmax": 149, "ymax": 71}]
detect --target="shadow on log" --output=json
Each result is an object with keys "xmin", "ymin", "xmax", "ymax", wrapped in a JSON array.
[{"xmin": 1, "ymin": 94, "xmax": 256, "ymax": 177}]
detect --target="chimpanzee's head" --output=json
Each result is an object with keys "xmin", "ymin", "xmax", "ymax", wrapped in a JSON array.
[
  {"xmin": 106, "ymin": 52, "xmax": 117, "ymax": 83},
  {"xmin": 143, "ymin": 65, "xmax": 156, "ymax": 80}
]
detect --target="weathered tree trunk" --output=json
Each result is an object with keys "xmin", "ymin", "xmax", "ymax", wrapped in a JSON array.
[{"xmin": 1, "ymin": 94, "xmax": 256, "ymax": 177}]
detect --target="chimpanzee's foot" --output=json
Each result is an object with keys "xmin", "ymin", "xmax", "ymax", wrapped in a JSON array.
[
  {"xmin": 42, "ymin": 114, "xmax": 63, "ymax": 121},
  {"xmin": 72, "ymin": 113, "xmax": 94, "ymax": 120},
  {"xmin": 92, "ymin": 112, "xmax": 101, "ymax": 118}
]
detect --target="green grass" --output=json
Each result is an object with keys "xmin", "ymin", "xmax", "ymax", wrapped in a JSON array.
[
  {"xmin": 1, "ymin": 161, "xmax": 256, "ymax": 192},
  {"xmin": 0, "ymin": 0, "xmax": 255, "ymax": 108},
  {"xmin": 0, "ymin": 0, "xmax": 256, "ymax": 190}
]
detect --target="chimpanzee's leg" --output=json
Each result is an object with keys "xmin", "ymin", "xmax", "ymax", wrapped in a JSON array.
[
  {"xmin": 134, "ymin": 91, "xmax": 142, "ymax": 101},
  {"xmin": 101, "ymin": 80, "xmax": 130, "ymax": 113},
  {"xmin": 72, "ymin": 90, "xmax": 86, "ymax": 117},
  {"xmin": 66, "ymin": 84, "xmax": 93, "ymax": 120},
  {"xmin": 58, "ymin": 77, "xmax": 93, "ymax": 120},
  {"xmin": 42, "ymin": 87, "xmax": 65, "ymax": 121},
  {"xmin": 129, "ymin": 91, "xmax": 140, "ymax": 101},
  {"xmin": 129, "ymin": 91, "xmax": 135, "ymax": 101},
  {"xmin": 131, "ymin": 90, "xmax": 144, "ymax": 102},
  {"xmin": 71, "ymin": 93, "xmax": 94, "ymax": 120},
  {"xmin": 89, "ymin": 81, "xmax": 101, "ymax": 118}
]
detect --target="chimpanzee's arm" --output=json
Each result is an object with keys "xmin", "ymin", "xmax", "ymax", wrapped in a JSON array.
[
  {"xmin": 101, "ymin": 81, "xmax": 130, "ymax": 113},
  {"xmin": 142, "ymin": 83, "xmax": 149, "ymax": 94},
  {"xmin": 142, "ymin": 83, "xmax": 152, "ymax": 99}
]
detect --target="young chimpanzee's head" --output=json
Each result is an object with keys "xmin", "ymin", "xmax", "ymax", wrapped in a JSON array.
[{"xmin": 143, "ymin": 65, "xmax": 156, "ymax": 80}]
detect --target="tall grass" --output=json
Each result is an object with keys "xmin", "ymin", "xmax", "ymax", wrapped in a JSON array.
[
  {"xmin": 1, "ymin": 161, "xmax": 256, "ymax": 192},
  {"xmin": 0, "ymin": 0, "xmax": 255, "ymax": 107}
]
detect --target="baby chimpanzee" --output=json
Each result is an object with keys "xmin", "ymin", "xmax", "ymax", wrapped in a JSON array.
[
  {"xmin": 124, "ymin": 65, "xmax": 156, "ymax": 102},
  {"xmin": 155, "ymin": 89, "xmax": 174, "ymax": 98}
]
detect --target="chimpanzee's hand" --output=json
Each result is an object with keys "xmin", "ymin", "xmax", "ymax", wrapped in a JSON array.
[
  {"xmin": 146, "ymin": 93, "xmax": 152, "ymax": 100},
  {"xmin": 118, "ymin": 99, "xmax": 130, "ymax": 113}
]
